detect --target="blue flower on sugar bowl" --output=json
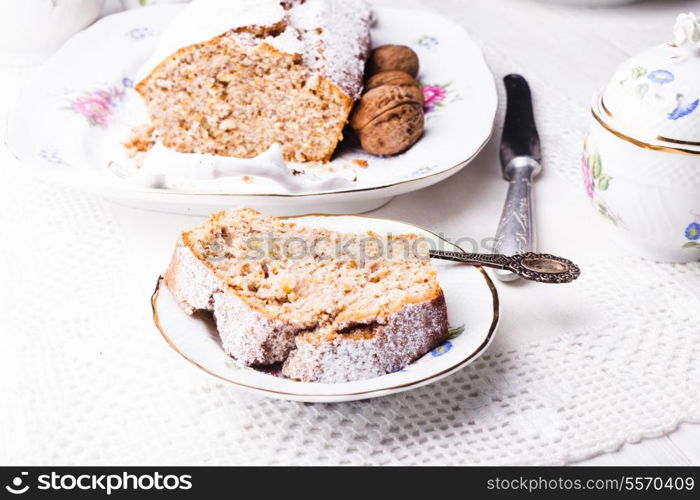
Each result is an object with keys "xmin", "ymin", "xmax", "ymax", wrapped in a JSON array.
[
  {"xmin": 686, "ymin": 222, "xmax": 700, "ymax": 241},
  {"xmin": 647, "ymin": 69, "xmax": 675, "ymax": 84},
  {"xmin": 584, "ymin": 12, "xmax": 700, "ymax": 263}
]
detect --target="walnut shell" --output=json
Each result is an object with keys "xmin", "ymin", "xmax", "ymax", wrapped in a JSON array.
[
  {"xmin": 366, "ymin": 45, "xmax": 420, "ymax": 78},
  {"xmin": 350, "ymin": 85, "xmax": 424, "ymax": 131},
  {"xmin": 350, "ymin": 85, "xmax": 425, "ymax": 156},
  {"xmin": 364, "ymin": 70, "xmax": 422, "ymax": 102},
  {"xmin": 356, "ymin": 103, "xmax": 424, "ymax": 156}
]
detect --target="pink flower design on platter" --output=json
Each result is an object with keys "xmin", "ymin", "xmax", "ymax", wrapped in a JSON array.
[
  {"xmin": 72, "ymin": 95, "xmax": 111, "ymax": 126},
  {"xmin": 422, "ymin": 84, "xmax": 447, "ymax": 112},
  {"xmin": 69, "ymin": 82, "xmax": 128, "ymax": 127}
]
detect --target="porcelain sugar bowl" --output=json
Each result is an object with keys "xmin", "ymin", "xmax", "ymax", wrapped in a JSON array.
[{"xmin": 584, "ymin": 13, "xmax": 700, "ymax": 263}]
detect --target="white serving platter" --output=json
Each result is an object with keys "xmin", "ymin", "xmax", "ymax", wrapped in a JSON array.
[{"xmin": 6, "ymin": 5, "xmax": 497, "ymax": 215}]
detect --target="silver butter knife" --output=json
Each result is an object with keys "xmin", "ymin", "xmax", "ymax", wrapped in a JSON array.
[{"xmin": 493, "ymin": 74, "xmax": 542, "ymax": 282}]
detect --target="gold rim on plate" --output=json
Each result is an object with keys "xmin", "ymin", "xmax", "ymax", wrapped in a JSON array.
[{"xmin": 150, "ymin": 214, "xmax": 500, "ymax": 399}]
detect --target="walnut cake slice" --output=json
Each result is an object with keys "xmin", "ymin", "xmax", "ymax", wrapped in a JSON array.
[
  {"xmin": 133, "ymin": 0, "xmax": 372, "ymax": 163},
  {"xmin": 164, "ymin": 209, "xmax": 448, "ymax": 383}
]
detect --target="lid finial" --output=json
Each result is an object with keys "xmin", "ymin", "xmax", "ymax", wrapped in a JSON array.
[{"xmin": 673, "ymin": 13, "xmax": 700, "ymax": 54}]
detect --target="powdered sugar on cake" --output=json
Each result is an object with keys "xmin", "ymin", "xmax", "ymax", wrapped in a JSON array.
[
  {"xmin": 163, "ymin": 209, "xmax": 449, "ymax": 383},
  {"xmin": 287, "ymin": 0, "xmax": 373, "ymax": 99},
  {"xmin": 137, "ymin": 0, "xmax": 372, "ymax": 99},
  {"xmin": 136, "ymin": 0, "xmax": 288, "ymax": 81},
  {"xmin": 282, "ymin": 295, "xmax": 448, "ymax": 383}
]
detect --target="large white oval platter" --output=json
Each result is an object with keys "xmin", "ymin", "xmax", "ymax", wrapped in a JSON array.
[
  {"xmin": 6, "ymin": 5, "xmax": 497, "ymax": 215},
  {"xmin": 151, "ymin": 215, "xmax": 500, "ymax": 402}
]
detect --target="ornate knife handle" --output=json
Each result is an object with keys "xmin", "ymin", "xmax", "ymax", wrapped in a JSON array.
[
  {"xmin": 430, "ymin": 250, "xmax": 581, "ymax": 284},
  {"xmin": 493, "ymin": 156, "xmax": 542, "ymax": 282}
]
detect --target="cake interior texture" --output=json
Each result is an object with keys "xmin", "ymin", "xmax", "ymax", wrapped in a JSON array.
[
  {"xmin": 185, "ymin": 209, "xmax": 440, "ymax": 330},
  {"xmin": 137, "ymin": 34, "xmax": 351, "ymax": 162},
  {"xmin": 134, "ymin": 0, "xmax": 372, "ymax": 162},
  {"xmin": 165, "ymin": 209, "xmax": 449, "ymax": 382}
]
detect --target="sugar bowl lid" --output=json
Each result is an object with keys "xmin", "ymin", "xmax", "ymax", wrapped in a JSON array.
[{"xmin": 600, "ymin": 13, "xmax": 700, "ymax": 146}]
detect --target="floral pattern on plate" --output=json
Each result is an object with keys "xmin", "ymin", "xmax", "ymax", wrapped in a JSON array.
[
  {"xmin": 406, "ymin": 165, "xmax": 437, "ymax": 179},
  {"xmin": 67, "ymin": 77, "xmax": 134, "ymax": 127},
  {"xmin": 422, "ymin": 83, "xmax": 447, "ymax": 112},
  {"xmin": 126, "ymin": 27, "xmax": 154, "ymax": 40},
  {"xmin": 38, "ymin": 147, "xmax": 67, "ymax": 166},
  {"xmin": 431, "ymin": 324, "xmax": 465, "ymax": 357},
  {"xmin": 420, "ymin": 82, "xmax": 462, "ymax": 117},
  {"xmin": 416, "ymin": 35, "xmax": 439, "ymax": 51}
]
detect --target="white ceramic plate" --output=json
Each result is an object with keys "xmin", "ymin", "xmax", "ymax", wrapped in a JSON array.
[
  {"xmin": 151, "ymin": 215, "xmax": 499, "ymax": 402},
  {"xmin": 5, "ymin": 5, "xmax": 497, "ymax": 215}
]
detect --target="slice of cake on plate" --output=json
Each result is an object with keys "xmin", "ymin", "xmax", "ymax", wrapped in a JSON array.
[
  {"xmin": 164, "ymin": 209, "xmax": 449, "ymax": 383},
  {"xmin": 133, "ymin": 0, "xmax": 372, "ymax": 163}
]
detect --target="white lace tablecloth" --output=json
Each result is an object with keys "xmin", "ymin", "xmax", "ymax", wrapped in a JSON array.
[{"xmin": 1, "ymin": 0, "xmax": 699, "ymax": 466}]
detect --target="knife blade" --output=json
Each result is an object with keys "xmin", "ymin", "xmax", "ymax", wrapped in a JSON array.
[{"xmin": 492, "ymin": 74, "xmax": 542, "ymax": 282}]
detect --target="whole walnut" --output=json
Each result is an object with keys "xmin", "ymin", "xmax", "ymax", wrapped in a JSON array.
[
  {"xmin": 366, "ymin": 45, "xmax": 420, "ymax": 78},
  {"xmin": 364, "ymin": 70, "xmax": 423, "ymax": 104},
  {"xmin": 350, "ymin": 85, "xmax": 425, "ymax": 156}
]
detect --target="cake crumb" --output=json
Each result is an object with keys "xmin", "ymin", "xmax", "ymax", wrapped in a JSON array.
[
  {"xmin": 123, "ymin": 124, "xmax": 156, "ymax": 153},
  {"xmin": 351, "ymin": 158, "xmax": 369, "ymax": 168}
]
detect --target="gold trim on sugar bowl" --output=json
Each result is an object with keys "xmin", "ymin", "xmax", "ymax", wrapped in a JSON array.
[
  {"xmin": 591, "ymin": 105, "xmax": 700, "ymax": 157},
  {"xmin": 599, "ymin": 97, "xmax": 700, "ymax": 148}
]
